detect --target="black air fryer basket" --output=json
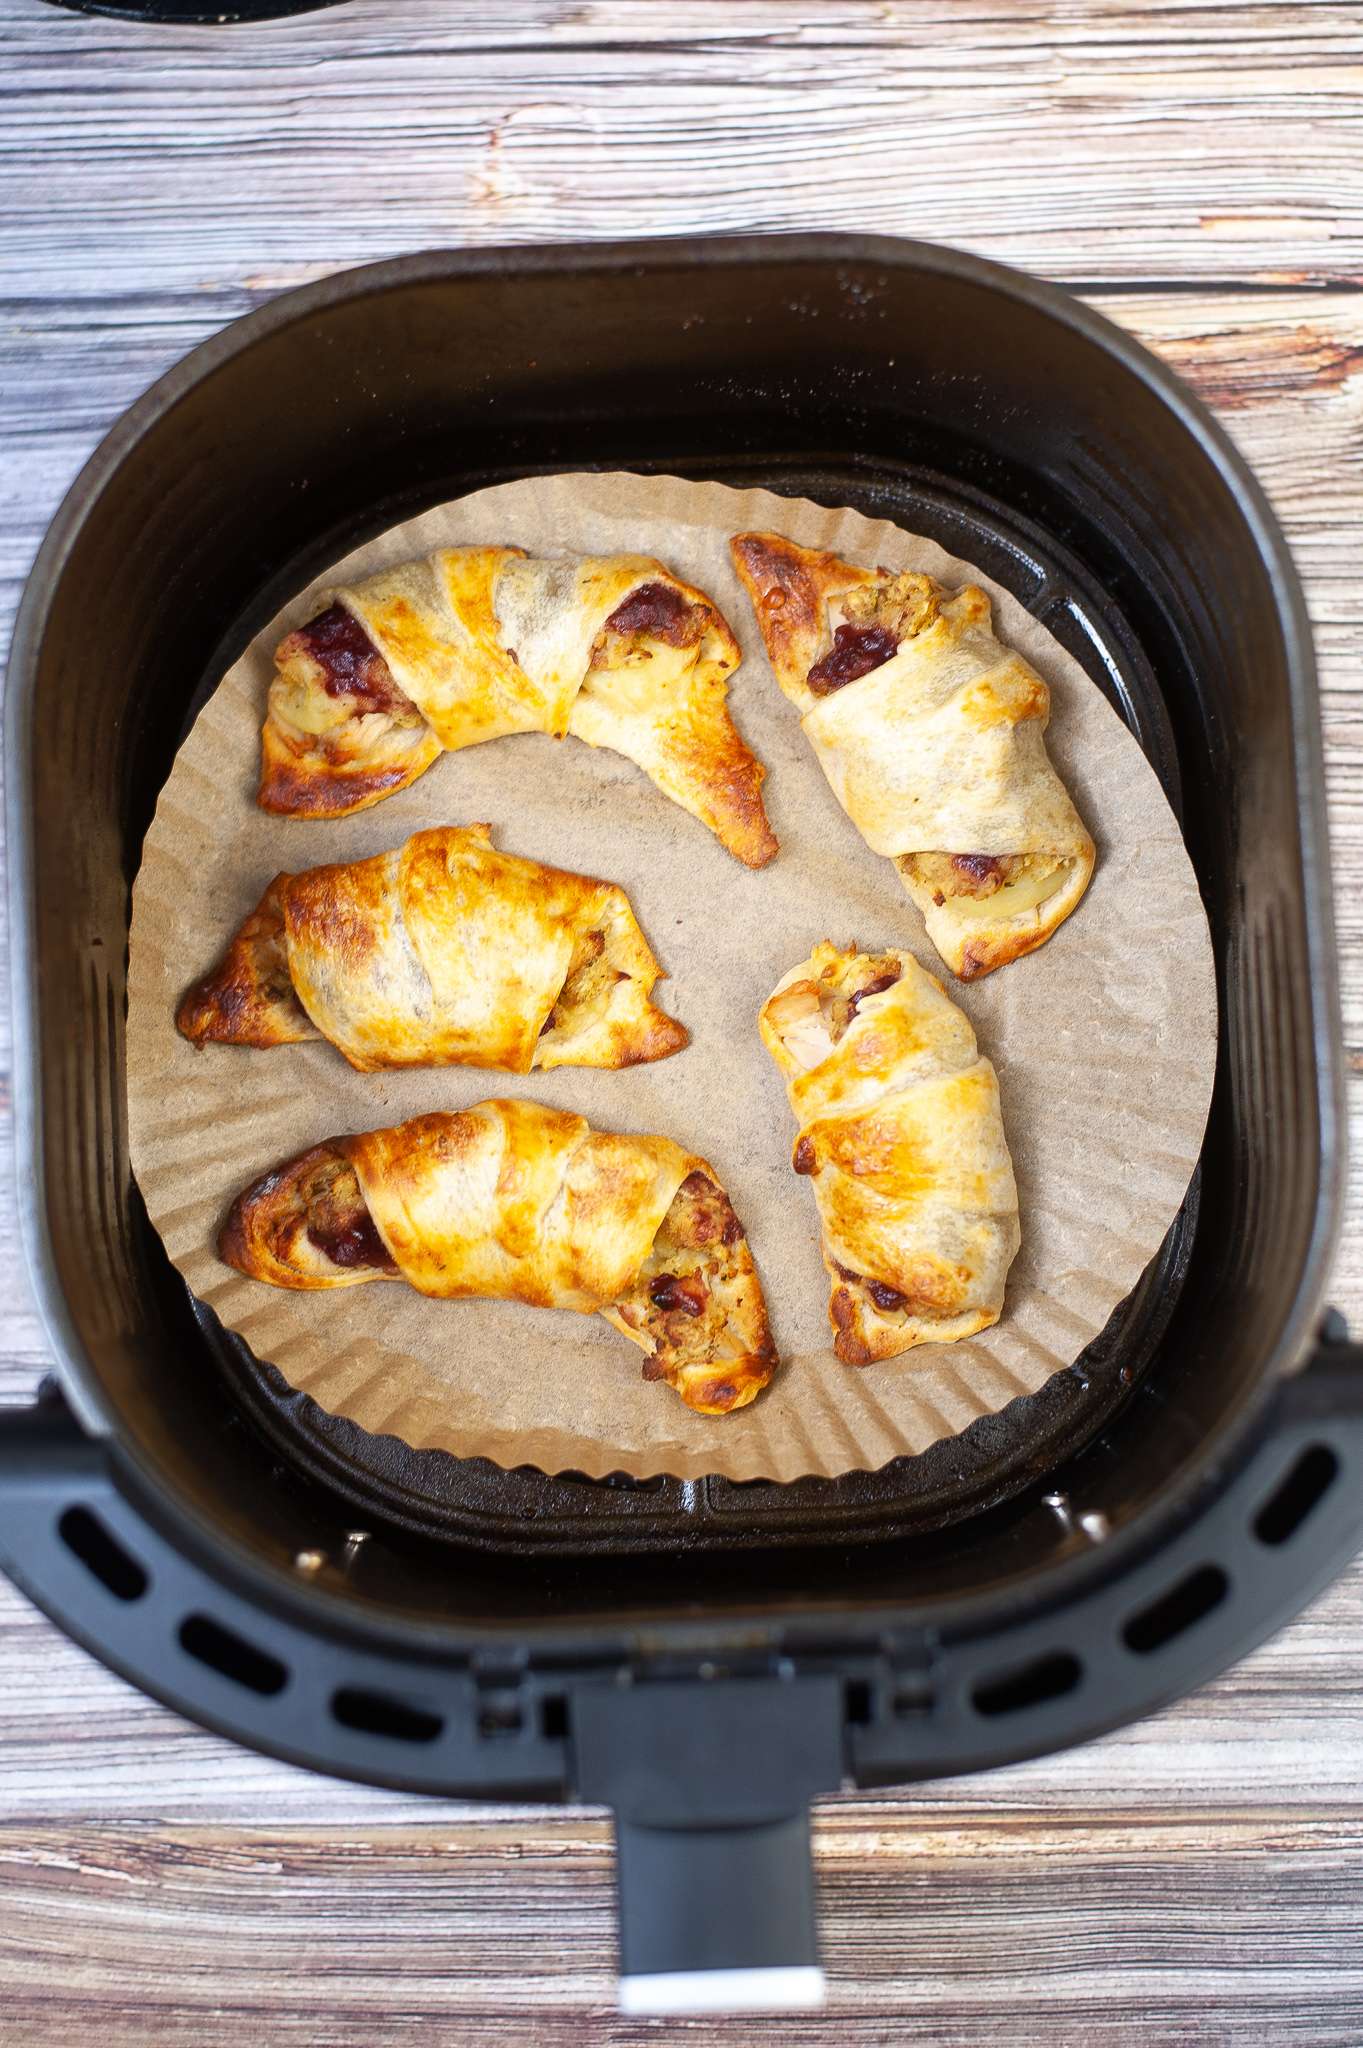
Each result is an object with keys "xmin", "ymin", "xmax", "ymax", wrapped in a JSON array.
[{"xmin": 5, "ymin": 237, "xmax": 1362, "ymax": 2012}]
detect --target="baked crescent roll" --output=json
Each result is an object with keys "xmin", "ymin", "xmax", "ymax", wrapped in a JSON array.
[
  {"xmin": 731, "ymin": 533, "xmax": 1095, "ymax": 976},
  {"xmin": 260, "ymin": 547, "xmax": 777, "ymax": 867},
  {"xmin": 220, "ymin": 1100, "xmax": 777, "ymax": 1415},
  {"xmin": 760, "ymin": 943, "xmax": 1020, "ymax": 1364},
  {"xmin": 176, "ymin": 824, "xmax": 687, "ymax": 1074}
]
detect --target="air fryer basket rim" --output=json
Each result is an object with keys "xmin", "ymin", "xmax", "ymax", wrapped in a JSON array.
[{"xmin": 5, "ymin": 232, "xmax": 1346, "ymax": 1654}]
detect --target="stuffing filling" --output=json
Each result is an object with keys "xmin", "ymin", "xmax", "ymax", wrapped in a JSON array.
[
  {"xmin": 611, "ymin": 1170, "xmax": 755, "ymax": 1392},
  {"xmin": 842, "ymin": 572, "xmax": 941, "ymax": 642},
  {"xmin": 538, "ymin": 927, "xmax": 629, "ymax": 1047},
  {"xmin": 254, "ymin": 917, "xmax": 298, "ymax": 1010},
  {"xmin": 806, "ymin": 572, "xmax": 940, "ymax": 694},
  {"xmin": 828, "ymin": 1255, "xmax": 961, "ymax": 1347},
  {"xmin": 899, "ymin": 849, "xmax": 1069, "ymax": 917}
]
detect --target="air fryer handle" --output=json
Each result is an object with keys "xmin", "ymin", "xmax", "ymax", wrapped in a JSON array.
[
  {"xmin": 612, "ymin": 1812, "xmax": 822, "ymax": 2012},
  {"xmin": 572, "ymin": 1675, "xmax": 845, "ymax": 2014}
]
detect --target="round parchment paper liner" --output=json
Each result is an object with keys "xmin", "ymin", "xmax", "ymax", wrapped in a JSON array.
[{"xmin": 127, "ymin": 472, "xmax": 1217, "ymax": 1483}]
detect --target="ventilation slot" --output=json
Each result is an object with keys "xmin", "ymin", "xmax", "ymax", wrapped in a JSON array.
[
  {"xmin": 179, "ymin": 1615, "xmax": 288, "ymax": 1696},
  {"xmin": 58, "ymin": 1507, "xmax": 148, "ymax": 1602},
  {"xmin": 972, "ymin": 1651, "xmax": 1081, "ymax": 1718},
  {"xmin": 844, "ymin": 1679, "xmax": 873, "ymax": 1726},
  {"xmin": 1124, "ymin": 1565, "xmax": 1228, "ymax": 1655},
  {"xmin": 333, "ymin": 1687, "xmax": 443, "ymax": 1744},
  {"xmin": 1255, "ymin": 1445, "xmax": 1339, "ymax": 1547},
  {"xmin": 540, "ymin": 1695, "xmax": 570, "ymax": 1740}
]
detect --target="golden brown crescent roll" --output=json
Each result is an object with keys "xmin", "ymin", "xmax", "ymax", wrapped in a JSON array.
[
  {"xmin": 219, "ymin": 1101, "xmax": 776, "ymax": 1415},
  {"xmin": 260, "ymin": 546, "xmax": 777, "ymax": 867},
  {"xmin": 176, "ymin": 824, "xmax": 687, "ymax": 1075},
  {"xmin": 731, "ymin": 533, "xmax": 1094, "ymax": 976},
  {"xmin": 759, "ymin": 943, "xmax": 1020, "ymax": 1364}
]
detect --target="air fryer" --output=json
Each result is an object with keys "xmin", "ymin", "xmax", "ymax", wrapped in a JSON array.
[{"xmin": 4, "ymin": 237, "xmax": 1361, "ymax": 2013}]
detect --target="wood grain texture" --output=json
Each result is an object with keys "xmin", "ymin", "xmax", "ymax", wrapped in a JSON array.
[
  {"xmin": 1, "ymin": 0, "xmax": 1363, "ymax": 2037},
  {"xmin": 3, "ymin": 0, "xmax": 1362, "ymax": 291},
  {"xmin": 5, "ymin": 1810, "xmax": 1363, "ymax": 2044}
]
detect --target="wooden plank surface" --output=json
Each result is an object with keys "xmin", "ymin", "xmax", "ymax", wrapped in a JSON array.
[
  {"xmin": 6, "ymin": 1810, "xmax": 1363, "ymax": 2044},
  {"xmin": 1, "ymin": 0, "xmax": 1362, "ymax": 2039}
]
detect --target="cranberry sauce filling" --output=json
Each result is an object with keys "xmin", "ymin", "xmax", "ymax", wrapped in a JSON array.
[
  {"xmin": 603, "ymin": 581, "xmax": 705, "ymax": 647},
  {"xmin": 867, "ymin": 1279, "xmax": 909, "ymax": 1312},
  {"xmin": 298, "ymin": 604, "xmax": 402, "ymax": 714},
  {"xmin": 648, "ymin": 1272, "xmax": 708, "ymax": 1317},
  {"xmin": 834, "ymin": 1261, "xmax": 910, "ymax": 1313},
  {"xmin": 307, "ymin": 1206, "xmax": 396, "ymax": 1272},
  {"xmin": 806, "ymin": 622, "xmax": 899, "ymax": 695}
]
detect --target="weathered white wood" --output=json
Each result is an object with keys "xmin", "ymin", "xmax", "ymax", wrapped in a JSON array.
[
  {"xmin": 2, "ymin": 0, "xmax": 1363, "ymax": 2036},
  {"xmin": 0, "ymin": 0, "xmax": 1360, "ymax": 294}
]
